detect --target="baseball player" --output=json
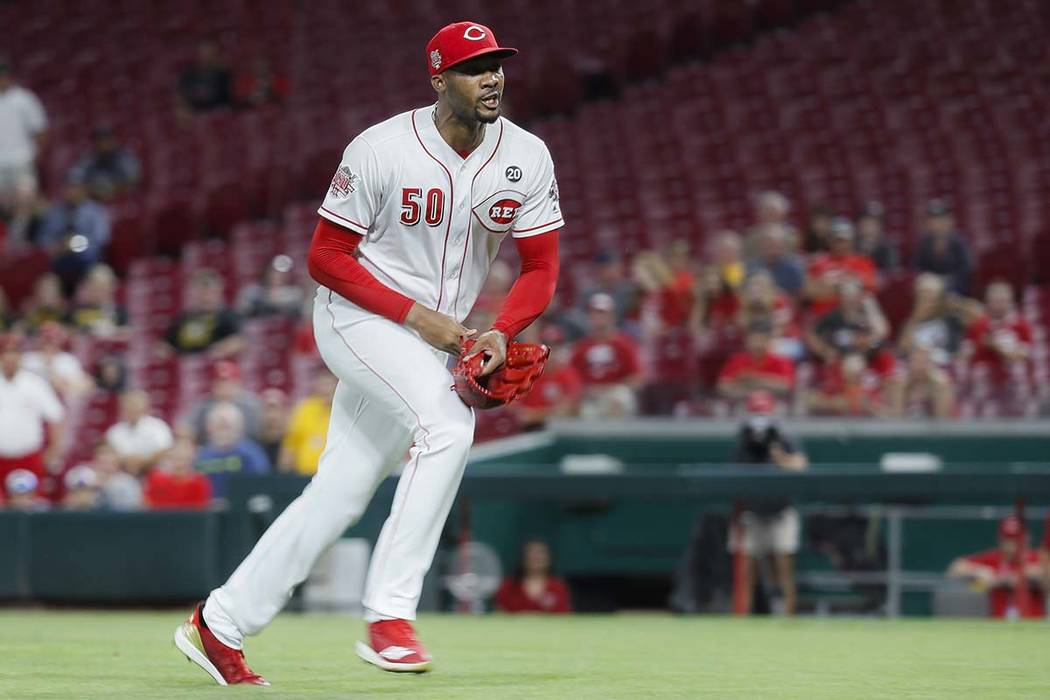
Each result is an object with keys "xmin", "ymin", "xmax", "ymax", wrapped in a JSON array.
[{"xmin": 175, "ymin": 21, "xmax": 561, "ymax": 684}]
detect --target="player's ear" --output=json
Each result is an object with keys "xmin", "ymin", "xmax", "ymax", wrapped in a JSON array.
[{"xmin": 431, "ymin": 74, "xmax": 445, "ymax": 94}]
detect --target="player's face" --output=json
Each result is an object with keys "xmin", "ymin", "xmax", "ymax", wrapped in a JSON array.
[{"xmin": 443, "ymin": 57, "xmax": 505, "ymax": 124}]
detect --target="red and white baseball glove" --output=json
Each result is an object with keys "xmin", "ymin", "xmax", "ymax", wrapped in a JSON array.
[{"xmin": 452, "ymin": 339, "xmax": 550, "ymax": 410}]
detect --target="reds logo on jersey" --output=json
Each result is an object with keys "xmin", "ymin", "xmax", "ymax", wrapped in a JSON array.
[
  {"xmin": 472, "ymin": 189, "xmax": 525, "ymax": 233},
  {"xmin": 488, "ymin": 199, "xmax": 521, "ymax": 225}
]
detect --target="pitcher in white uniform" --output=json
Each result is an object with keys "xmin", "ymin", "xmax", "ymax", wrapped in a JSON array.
[{"xmin": 175, "ymin": 21, "xmax": 562, "ymax": 684}]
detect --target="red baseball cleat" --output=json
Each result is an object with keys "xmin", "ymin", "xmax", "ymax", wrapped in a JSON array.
[
  {"xmin": 173, "ymin": 603, "xmax": 270, "ymax": 686},
  {"xmin": 355, "ymin": 619, "xmax": 433, "ymax": 673}
]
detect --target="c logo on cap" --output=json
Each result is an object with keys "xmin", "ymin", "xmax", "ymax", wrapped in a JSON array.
[{"xmin": 463, "ymin": 25, "xmax": 486, "ymax": 41}]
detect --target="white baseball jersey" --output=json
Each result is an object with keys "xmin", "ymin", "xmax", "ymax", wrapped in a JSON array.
[{"xmin": 317, "ymin": 107, "xmax": 563, "ymax": 322}]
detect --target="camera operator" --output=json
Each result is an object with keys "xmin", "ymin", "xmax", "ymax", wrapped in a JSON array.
[{"xmin": 729, "ymin": 390, "xmax": 809, "ymax": 615}]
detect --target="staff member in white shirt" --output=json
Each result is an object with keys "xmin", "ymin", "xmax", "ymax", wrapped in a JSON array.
[
  {"xmin": 0, "ymin": 56, "xmax": 48, "ymax": 203},
  {"xmin": 0, "ymin": 332, "xmax": 65, "ymax": 498},
  {"xmin": 105, "ymin": 388, "xmax": 175, "ymax": 475}
]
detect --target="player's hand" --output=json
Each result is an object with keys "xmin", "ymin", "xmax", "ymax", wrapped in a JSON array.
[
  {"xmin": 465, "ymin": 329, "xmax": 508, "ymax": 377},
  {"xmin": 405, "ymin": 303, "xmax": 476, "ymax": 354}
]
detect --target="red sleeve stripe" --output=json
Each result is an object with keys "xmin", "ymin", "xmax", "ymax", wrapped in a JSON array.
[
  {"xmin": 319, "ymin": 206, "xmax": 369, "ymax": 234},
  {"xmin": 512, "ymin": 218, "xmax": 564, "ymax": 234}
]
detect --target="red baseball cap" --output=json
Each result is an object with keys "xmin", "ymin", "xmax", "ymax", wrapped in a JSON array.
[{"xmin": 426, "ymin": 21, "xmax": 517, "ymax": 76}]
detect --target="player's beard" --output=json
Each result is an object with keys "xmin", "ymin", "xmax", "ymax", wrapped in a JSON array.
[
  {"xmin": 475, "ymin": 105, "xmax": 500, "ymax": 124},
  {"xmin": 449, "ymin": 89, "xmax": 500, "ymax": 126}
]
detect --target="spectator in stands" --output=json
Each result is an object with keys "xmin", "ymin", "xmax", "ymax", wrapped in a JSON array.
[
  {"xmin": 20, "ymin": 321, "xmax": 93, "ymax": 400},
  {"xmin": 692, "ymin": 231, "xmax": 745, "ymax": 335},
  {"xmin": 961, "ymin": 281, "xmax": 1029, "ymax": 384},
  {"xmin": 195, "ymin": 401, "xmax": 270, "ymax": 497},
  {"xmin": 145, "ymin": 437, "xmax": 212, "ymax": 510},
  {"xmin": 897, "ymin": 273, "xmax": 981, "ymax": 367},
  {"xmin": 104, "ymin": 389, "xmax": 175, "ymax": 476},
  {"xmin": 233, "ymin": 57, "xmax": 290, "ymax": 108},
  {"xmin": 914, "ymin": 199, "xmax": 972, "ymax": 295},
  {"xmin": 896, "ymin": 346, "xmax": 955, "ymax": 418},
  {"xmin": 178, "ymin": 40, "xmax": 232, "ymax": 113},
  {"xmin": 237, "ymin": 255, "xmax": 303, "ymax": 318},
  {"xmin": 961, "ymin": 281, "xmax": 1033, "ymax": 415},
  {"xmin": 0, "ymin": 56, "xmax": 48, "ymax": 207},
  {"xmin": 632, "ymin": 249, "xmax": 694, "ymax": 336},
  {"xmin": 184, "ymin": 360, "xmax": 261, "ymax": 442},
  {"xmin": 20, "ymin": 272, "xmax": 67, "ymax": 331},
  {"xmin": 93, "ymin": 353, "xmax": 127, "ymax": 395},
  {"xmin": 68, "ymin": 263, "xmax": 130, "ymax": 339},
  {"xmin": 737, "ymin": 270, "xmax": 801, "ymax": 360},
  {"xmin": 257, "ymin": 388, "xmax": 289, "ymax": 466},
  {"xmin": 495, "ymin": 539, "xmax": 572, "ymax": 613},
  {"xmin": 804, "ymin": 218, "xmax": 877, "ymax": 318},
  {"xmin": 806, "ymin": 280, "xmax": 894, "ymax": 377},
  {"xmin": 806, "ymin": 352, "xmax": 888, "ymax": 417},
  {"xmin": 2, "ymin": 171, "xmax": 48, "ymax": 252},
  {"xmin": 854, "ymin": 201, "xmax": 898, "ymax": 272},
  {"xmin": 717, "ymin": 320, "xmax": 796, "ymax": 404},
  {"xmin": 745, "ymin": 191, "xmax": 795, "ymax": 256},
  {"xmin": 947, "ymin": 515, "xmax": 1045, "ymax": 619},
  {"xmin": 3, "ymin": 469, "xmax": 48, "ymax": 511},
  {"xmin": 164, "ymin": 269, "xmax": 243, "ymax": 358},
  {"xmin": 36, "ymin": 174, "xmax": 111, "ymax": 291},
  {"xmin": 576, "ymin": 250, "xmax": 638, "ymax": 326},
  {"xmin": 745, "ymin": 224, "xmax": 805, "ymax": 297},
  {"xmin": 0, "ymin": 333, "xmax": 65, "ymax": 498},
  {"xmin": 68, "ymin": 126, "xmax": 140, "ymax": 202},
  {"xmin": 801, "ymin": 205, "xmax": 834, "ymax": 254},
  {"xmin": 512, "ymin": 323, "xmax": 581, "ymax": 430},
  {"xmin": 728, "ymin": 391, "xmax": 808, "ymax": 615},
  {"xmin": 61, "ymin": 465, "xmax": 101, "ymax": 510},
  {"xmin": 570, "ymin": 293, "xmax": 643, "ymax": 418},
  {"xmin": 279, "ymin": 367, "xmax": 336, "ymax": 476},
  {"xmin": 85, "ymin": 442, "xmax": 143, "ymax": 510}
]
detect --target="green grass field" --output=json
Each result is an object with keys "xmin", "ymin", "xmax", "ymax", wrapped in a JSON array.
[{"xmin": 1, "ymin": 610, "xmax": 1048, "ymax": 699}]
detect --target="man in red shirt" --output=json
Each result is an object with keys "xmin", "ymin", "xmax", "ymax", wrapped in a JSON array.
[
  {"xmin": 570, "ymin": 293, "xmax": 643, "ymax": 418},
  {"xmin": 804, "ymin": 218, "xmax": 877, "ymax": 318},
  {"xmin": 144, "ymin": 438, "xmax": 212, "ymax": 510},
  {"xmin": 947, "ymin": 515, "xmax": 1045, "ymax": 619},
  {"xmin": 718, "ymin": 319, "xmax": 796, "ymax": 404},
  {"xmin": 962, "ymin": 281, "xmax": 1033, "ymax": 415}
]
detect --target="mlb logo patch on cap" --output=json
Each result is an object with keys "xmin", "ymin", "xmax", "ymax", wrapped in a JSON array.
[{"xmin": 425, "ymin": 22, "xmax": 517, "ymax": 76}]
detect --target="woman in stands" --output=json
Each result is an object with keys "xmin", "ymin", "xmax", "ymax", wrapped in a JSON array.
[{"xmin": 495, "ymin": 539, "xmax": 572, "ymax": 614}]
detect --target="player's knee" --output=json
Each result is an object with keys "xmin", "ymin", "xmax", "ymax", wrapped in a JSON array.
[{"xmin": 419, "ymin": 410, "xmax": 474, "ymax": 455}]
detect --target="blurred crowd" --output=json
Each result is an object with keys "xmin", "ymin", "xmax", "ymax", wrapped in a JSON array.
[
  {"xmin": 1, "ymin": 41, "xmax": 1046, "ymax": 511},
  {"xmin": 483, "ymin": 190, "xmax": 1041, "ymax": 426},
  {"xmin": 0, "ymin": 44, "xmax": 287, "ymax": 280}
]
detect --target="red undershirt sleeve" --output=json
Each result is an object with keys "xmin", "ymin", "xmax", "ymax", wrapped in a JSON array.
[
  {"xmin": 307, "ymin": 217, "xmax": 415, "ymax": 323},
  {"xmin": 491, "ymin": 229, "xmax": 560, "ymax": 339}
]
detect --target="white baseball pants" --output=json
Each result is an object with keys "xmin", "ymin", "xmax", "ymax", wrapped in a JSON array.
[{"xmin": 204, "ymin": 290, "xmax": 474, "ymax": 646}]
